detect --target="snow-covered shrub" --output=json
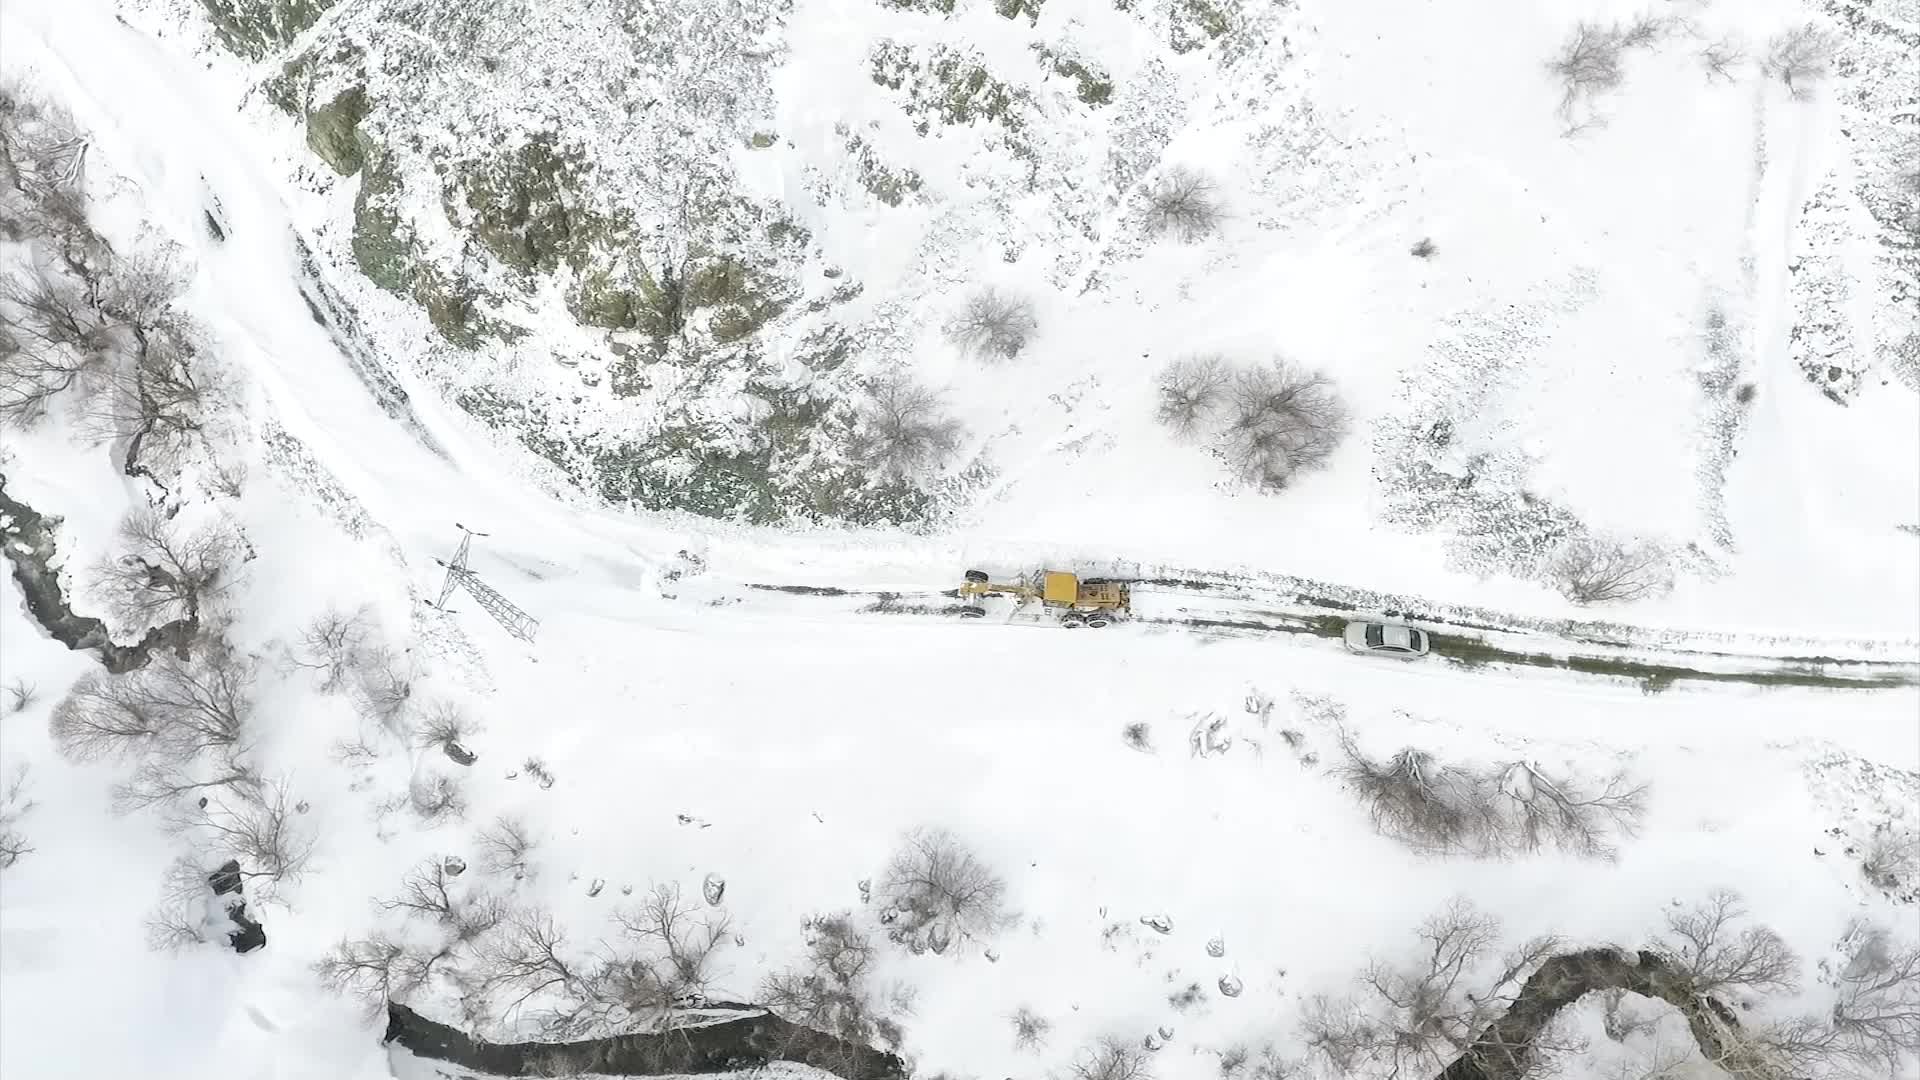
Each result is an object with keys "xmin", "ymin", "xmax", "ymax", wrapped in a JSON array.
[
  {"xmin": 1220, "ymin": 360, "xmax": 1350, "ymax": 491},
  {"xmin": 415, "ymin": 701, "xmax": 481, "ymax": 765},
  {"xmin": 0, "ymin": 764, "xmax": 33, "ymax": 870},
  {"xmin": 1547, "ymin": 23, "xmax": 1626, "ymax": 120},
  {"xmin": 407, "ymin": 772, "xmax": 466, "ymax": 822},
  {"xmin": 945, "ymin": 287, "xmax": 1037, "ymax": 362},
  {"xmin": 1153, "ymin": 355, "xmax": 1230, "ymax": 442},
  {"xmin": 1548, "ymin": 535, "xmax": 1674, "ymax": 605},
  {"xmin": 1144, "ymin": 167, "xmax": 1223, "ymax": 242},
  {"xmin": 1860, "ymin": 824, "xmax": 1919, "ymax": 895},
  {"xmin": 877, "ymin": 826, "xmax": 1013, "ymax": 952}
]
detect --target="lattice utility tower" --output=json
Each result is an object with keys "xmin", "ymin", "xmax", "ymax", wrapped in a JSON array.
[{"xmin": 431, "ymin": 524, "xmax": 539, "ymax": 644}]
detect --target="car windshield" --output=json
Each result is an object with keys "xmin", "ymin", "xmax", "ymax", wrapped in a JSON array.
[
  {"xmin": 1407, "ymin": 629, "xmax": 1425, "ymax": 649},
  {"xmin": 1364, "ymin": 624, "xmax": 1384, "ymax": 647}
]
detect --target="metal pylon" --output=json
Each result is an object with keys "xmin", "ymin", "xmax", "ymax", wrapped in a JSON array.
[{"xmin": 431, "ymin": 524, "xmax": 539, "ymax": 644}]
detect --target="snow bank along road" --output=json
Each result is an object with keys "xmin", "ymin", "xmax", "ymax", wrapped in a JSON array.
[{"xmin": 7, "ymin": 0, "xmax": 1914, "ymax": 697}]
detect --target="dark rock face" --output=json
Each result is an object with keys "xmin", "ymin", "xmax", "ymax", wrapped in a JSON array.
[
  {"xmin": 383, "ymin": 1002, "xmax": 907, "ymax": 1079},
  {"xmin": 206, "ymin": 859, "xmax": 268, "ymax": 955},
  {"xmin": 1438, "ymin": 948, "xmax": 1758, "ymax": 1080},
  {"xmin": 0, "ymin": 478, "xmax": 197, "ymax": 673}
]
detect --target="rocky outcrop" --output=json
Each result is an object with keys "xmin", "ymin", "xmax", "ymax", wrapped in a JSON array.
[
  {"xmin": 0, "ymin": 476, "xmax": 194, "ymax": 673},
  {"xmin": 383, "ymin": 1002, "xmax": 907, "ymax": 1079},
  {"xmin": 1439, "ymin": 948, "xmax": 1759, "ymax": 1080}
]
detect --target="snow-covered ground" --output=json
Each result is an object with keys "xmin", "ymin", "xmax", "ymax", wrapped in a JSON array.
[{"xmin": 1, "ymin": 0, "xmax": 1917, "ymax": 1078}]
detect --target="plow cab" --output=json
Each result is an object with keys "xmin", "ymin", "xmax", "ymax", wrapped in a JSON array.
[{"xmin": 959, "ymin": 569, "xmax": 1130, "ymax": 627}]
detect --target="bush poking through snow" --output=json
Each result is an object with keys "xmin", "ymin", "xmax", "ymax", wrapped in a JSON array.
[
  {"xmin": 1300, "ymin": 898, "xmax": 1559, "ymax": 1078},
  {"xmin": 1069, "ymin": 1036, "xmax": 1155, "ymax": 1080},
  {"xmin": 1221, "ymin": 360, "xmax": 1350, "ymax": 491},
  {"xmin": 848, "ymin": 373, "xmax": 965, "ymax": 480},
  {"xmin": 1154, "ymin": 355, "xmax": 1231, "ymax": 442},
  {"xmin": 1651, "ymin": 889, "xmax": 1800, "ymax": 997},
  {"xmin": 1122, "ymin": 721, "xmax": 1154, "ymax": 752},
  {"xmin": 1549, "ymin": 536, "xmax": 1673, "ymax": 605},
  {"xmin": 476, "ymin": 814, "xmax": 539, "ymax": 878},
  {"xmin": 945, "ymin": 287, "xmax": 1037, "ymax": 362},
  {"xmin": 1144, "ymin": 167, "xmax": 1224, "ymax": 242},
  {"xmin": 1763, "ymin": 24, "xmax": 1839, "ymax": 100},
  {"xmin": 878, "ymin": 826, "xmax": 1014, "ymax": 952},
  {"xmin": 1010, "ymin": 1004, "xmax": 1052, "ymax": 1050},
  {"xmin": 1336, "ymin": 732, "xmax": 1646, "ymax": 859}
]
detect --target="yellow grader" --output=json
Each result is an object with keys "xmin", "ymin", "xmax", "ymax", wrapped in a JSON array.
[{"xmin": 957, "ymin": 569, "xmax": 1131, "ymax": 628}]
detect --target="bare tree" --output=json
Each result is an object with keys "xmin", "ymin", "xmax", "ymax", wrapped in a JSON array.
[
  {"xmin": 0, "ymin": 268, "xmax": 111, "ymax": 423},
  {"xmin": 111, "ymin": 753, "xmax": 261, "ymax": 814},
  {"xmin": 1653, "ymin": 890, "xmax": 1799, "ymax": 997},
  {"xmin": 474, "ymin": 906, "xmax": 588, "ymax": 1027},
  {"xmin": 1301, "ymin": 899, "xmax": 1560, "ymax": 1077},
  {"xmin": 1496, "ymin": 760, "xmax": 1646, "ymax": 860},
  {"xmin": 607, "ymin": 882, "xmax": 733, "ymax": 1007},
  {"xmin": 945, "ymin": 287, "xmax": 1037, "ymax": 362},
  {"xmin": 476, "ymin": 814, "xmax": 539, "ymax": 878},
  {"xmin": 1698, "ymin": 36, "xmax": 1747, "ymax": 82},
  {"xmin": 49, "ymin": 670, "xmax": 166, "ymax": 760},
  {"xmin": 1763, "ymin": 23, "xmax": 1839, "ymax": 100},
  {"xmin": 1154, "ymin": 355, "xmax": 1230, "ymax": 441},
  {"xmin": 877, "ymin": 826, "xmax": 1014, "ymax": 952},
  {"xmin": 1820, "ymin": 922, "xmax": 1920, "ymax": 1073},
  {"xmin": 761, "ymin": 913, "xmax": 902, "ymax": 1067},
  {"xmin": 379, "ymin": 859, "xmax": 504, "ymax": 944},
  {"xmin": 292, "ymin": 605, "xmax": 376, "ymax": 694},
  {"xmin": 315, "ymin": 933, "xmax": 442, "ymax": 1014},
  {"xmin": 1548, "ymin": 23, "xmax": 1626, "ymax": 121},
  {"xmin": 144, "ymin": 854, "xmax": 217, "ymax": 950},
  {"xmin": 351, "ymin": 645, "xmax": 416, "ymax": 734},
  {"xmin": 165, "ymin": 779, "xmax": 314, "ymax": 893},
  {"xmin": 847, "ymin": 373, "xmax": 965, "ymax": 480},
  {"xmin": 1144, "ymin": 166, "xmax": 1224, "ymax": 242},
  {"xmin": 1221, "ymin": 360, "xmax": 1349, "ymax": 491},
  {"xmin": 1069, "ymin": 1036, "xmax": 1155, "ymax": 1080},
  {"xmin": 0, "ymin": 764, "xmax": 34, "ymax": 869},
  {"xmin": 1336, "ymin": 732, "xmax": 1493, "ymax": 855},
  {"xmin": 416, "ymin": 700, "xmax": 481, "ymax": 765},
  {"xmin": 50, "ymin": 641, "xmax": 254, "ymax": 764},
  {"xmin": 1548, "ymin": 535, "xmax": 1673, "ymax": 604},
  {"xmin": 79, "ymin": 316, "xmax": 224, "ymax": 470},
  {"xmin": 408, "ymin": 772, "xmax": 467, "ymax": 822},
  {"xmin": 93, "ymin": 507, "xmax": 240, "ymax": 628},
  {"xmin": 1009, "ymin": 1004, "xmax": 1051, "ymax": 1050}
]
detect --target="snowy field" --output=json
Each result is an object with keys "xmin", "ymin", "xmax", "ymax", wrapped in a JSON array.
[{"xmin": 1, "ymin": 0, "xmax": 1918, "ymax": 1078}]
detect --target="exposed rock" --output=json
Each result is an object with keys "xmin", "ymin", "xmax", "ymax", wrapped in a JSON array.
[
  {"xmin": 305, "ymin": 85, "xmax": 370, "ymax": 175},
  {"xmin": 383, "ymin": 1001, "xmax": 907, "ymax": 1079},
  {"xmin": 702, "ymin": 872, "xmax": 726, "ymax": 906},
  {"xmin": 199, "ymin": 0, "xmax": 337, "ymax": 61}
]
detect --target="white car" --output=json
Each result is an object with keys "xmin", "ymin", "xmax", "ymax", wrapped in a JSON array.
[{"xmin": 1343, "ymin": 620, "xmax": 1431, "ymax": 658}]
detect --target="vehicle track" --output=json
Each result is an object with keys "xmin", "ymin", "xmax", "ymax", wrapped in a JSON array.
[{"xmin": 739, "ymin": 578, "xmax": 1919, "ymax": 692}]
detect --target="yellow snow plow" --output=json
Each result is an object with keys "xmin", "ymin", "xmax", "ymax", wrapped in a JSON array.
[{"xmin": 957, "ymin": 569, "xmax": 1130, "ymax": 628}]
